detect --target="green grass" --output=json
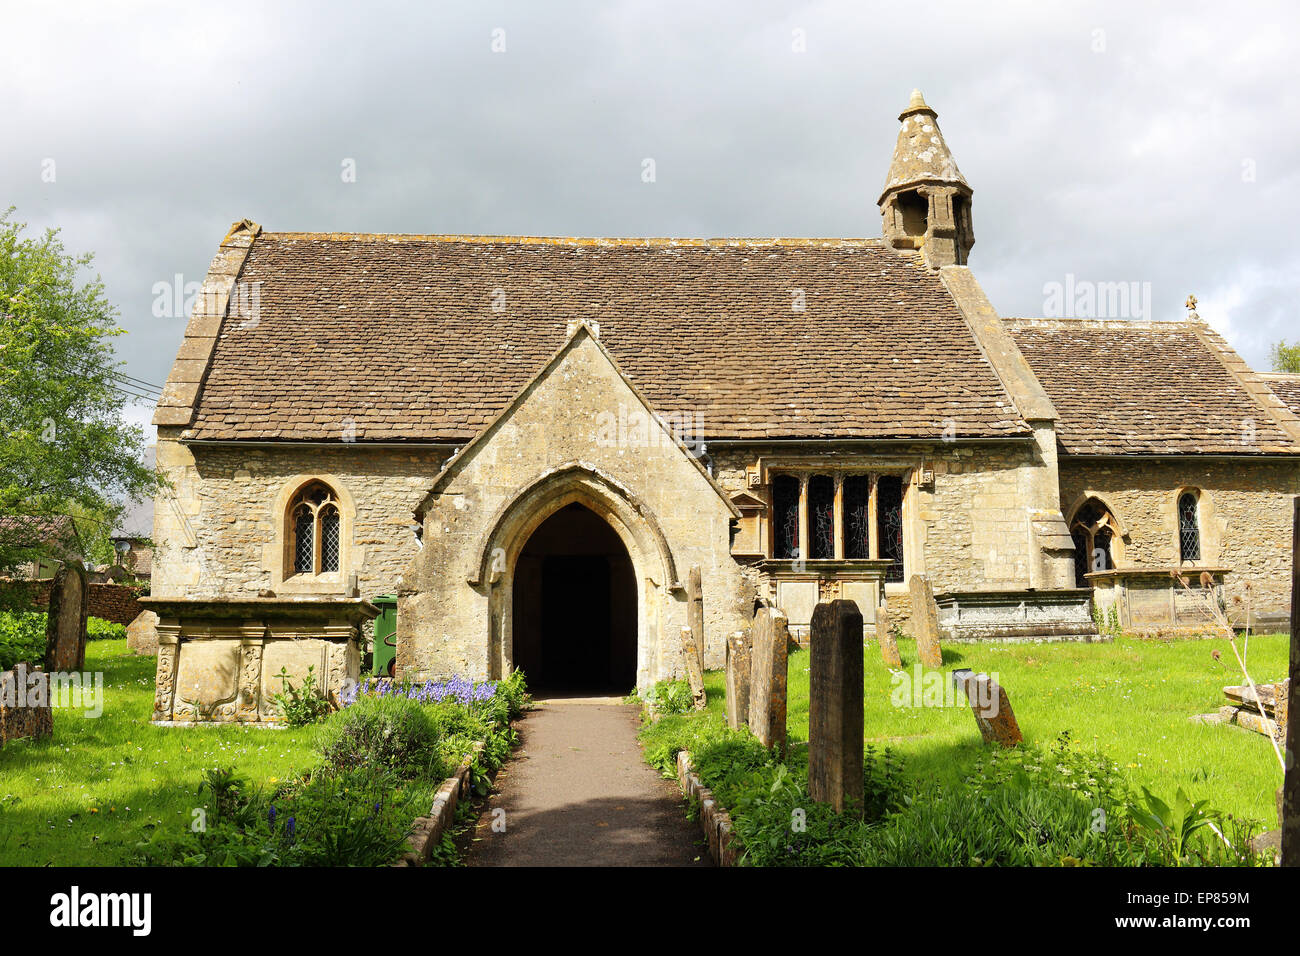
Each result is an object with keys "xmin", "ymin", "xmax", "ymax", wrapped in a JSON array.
[
  {"xmin": 0, "ymin": 639, "xmax": 320, "ymax": 866},
  {"xmin": 671, "ymin": 634, "xmax": 1286, "ymax": 827},
  {"xmin": 782, "ymin": 633, "xmax": 1287, "ymax": 825}
]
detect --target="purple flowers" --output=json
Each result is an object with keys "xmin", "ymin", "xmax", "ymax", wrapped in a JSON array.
[
  {"xmin": 268, "ymin": 805, "xmax": 276, "ymax": 827},
  {"xmin": 340, "ymin": 674, "xmax": 498, "ymax": 708},
  {"xmin": 286, "ymin": 817, "xmax": 295, "ymax": 840}
]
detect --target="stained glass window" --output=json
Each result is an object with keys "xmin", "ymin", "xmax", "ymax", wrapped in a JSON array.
[
  {"xmin": 843, "ymin": 475, "xmax": 871, "ymax": 559},
  {"xmin": 808, "ymin": 475, "xmax": 835, "ymax": 560},
  {"xmin": 773, "ymin": 474, "xmax": 800, "ymax": 560},
  {"xmin": 1178, "ymin": 492, "xmax": 1201, "ymax": 562},
  {"xmin": 876, "ymin": 475, "xmax": 904, "ymax": 583}
]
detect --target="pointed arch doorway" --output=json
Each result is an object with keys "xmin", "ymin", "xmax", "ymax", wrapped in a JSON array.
[{"xmin": 511, "ymin": 502, "xmax": 638, "ymax": 695}]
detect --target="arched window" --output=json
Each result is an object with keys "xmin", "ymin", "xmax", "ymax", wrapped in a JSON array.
[
  {"xmin": 1178, "ymin": 491, "xmax": 1202, "ymax": 563},
  {"xmin": 288, "ymin": 481, "xmax": 341, "ymax": 576},
  {"xmin": 1070, "ymin": 499, "xmax": 1121, "ymax": 587}
]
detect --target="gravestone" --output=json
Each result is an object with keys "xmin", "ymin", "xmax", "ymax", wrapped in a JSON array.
[
  {"xmin": 748, "ymin": 607, "xmax": 789, "ymax": 752},
  {"xmin": 725, "ymin": 630, "xmax": 751, "ymax": 730},
  {"xmin": 909, "ymin": 574, "xmax": 944, "ymax": 668},
  {"xmin": 127, "ymin": 609, "xmax": 160, "ymax": 656},
  {"xmin": 43, "ymin": 563, "xmax": 89, "ymax": 673},
  {"xmin": 808, "ymin": 600, "xmax": 865, "ymax": 813},
  {"xmin": 687, "ymin": 566, "xmax": 705, "ymax": 667},
  {"xmin": 876, "ymin": 602, "xmax": 902, "ymax": 668},
  {"xmin": 952, "ymin": 669, "xmax": 1023, "ymax": 747},
  {"xmin": 0, "ymin": 665, "xmax": 53, "ymax": 746},
  {"xmin": 680, "ymin": 625, "xmax": 707, "ymax": 710}
]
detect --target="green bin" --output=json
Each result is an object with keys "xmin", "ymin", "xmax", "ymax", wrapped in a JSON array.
[{"xmin": 371, "ymin": 594, "xmax": 398, "ymax": 677}]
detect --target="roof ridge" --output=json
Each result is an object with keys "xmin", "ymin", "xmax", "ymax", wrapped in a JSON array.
[
  {"xmin": 1003, "ymin": 316, "xmax": 1194, "ymax": 331},
  {"xmin": 258, "ymin": 232, "xmax": 890, "ymax": 248}
]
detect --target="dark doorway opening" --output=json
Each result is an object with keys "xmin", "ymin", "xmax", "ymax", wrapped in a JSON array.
[{"xmin": 512, "ymin": 503, "xmax": 637, "ymax": 695}]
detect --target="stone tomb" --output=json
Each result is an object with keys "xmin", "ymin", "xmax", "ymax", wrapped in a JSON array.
[
  {"xmin": 144, "ymin": 597, "xmax": 376, "ymax": 725},
  {"xmin": 934, "ymin": 588, "xmax": 1101, "ymax": 644}
]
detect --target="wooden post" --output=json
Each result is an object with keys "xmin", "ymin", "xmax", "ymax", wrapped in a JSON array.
[
  {"xmin": 1282, "ymin": 497, "xmax": 1300, "ymax": 866},
  {"xmin": 749, "ymin": 607, "xmax": 789, "ymax": 752},
  {"xmin": 725, "ymin": 631, "xmax": 751, "ymax": 730},
  {"xmin": 680, "ymin": 626, "xmax": 707, "ymax": 711},
  {"xmin": 909, "ymin": 574, "xmax": 944, "ymax": 668},
  {"xmin": 688, "ymin": 566, "xmax": 705, "ymax": 667},
  {"xmin": 808, "ymin": 600, "xmax": 864, "ymax": 813}
]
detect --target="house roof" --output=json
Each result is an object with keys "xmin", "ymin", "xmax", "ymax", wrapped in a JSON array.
[
  {"xmin": 1262, "ymin": 372, "xmax": 1300, "ymax": 418},
  {"xmin": 1004, "ymin": 318, "xmax": 1300, "ymax": 456},
  {"xmin": 181, "ymin": 232, "xmax": 1030, "ymax": 443},
  {"xmin": 0, "ymin": 514, "xmax": 83, "ymax": 561}
]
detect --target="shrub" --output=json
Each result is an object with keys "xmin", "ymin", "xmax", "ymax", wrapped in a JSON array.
[
  {"xmin": 317, "ymin": 694, "xmax": 447, "ymax": 779},
  {"xmin": 271, "ymin": 665, "xmax": 334, "ymax": 727},
  {"xmin": 86, "ymin": 617, "xmax": 127, "ymax": 641},
  {"xmin": 0, "ymin": 611, "xmax": 46, "ymax": 670}
]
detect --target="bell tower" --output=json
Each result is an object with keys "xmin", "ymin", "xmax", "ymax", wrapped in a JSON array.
[{"xmin": 878, "ymin": 90, "xmax": 974, "ymax": 269}]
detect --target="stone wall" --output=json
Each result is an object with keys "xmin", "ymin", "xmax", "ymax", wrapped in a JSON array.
[
  {"xmin": 1058, "ymin": 458, "xmax": 1300, "ymax": 620},
  {"xmin": 152, "ymin": 432, "xmax": 449, "ymax": 603}
]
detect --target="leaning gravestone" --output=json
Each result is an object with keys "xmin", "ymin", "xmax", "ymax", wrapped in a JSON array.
[
  {"xmin": 687, "ymin": 566, "xmax": 705, "ymax": 667},
  {"xmin": 876, "ymin": 602, "xmax": 902, "ymax": 668},
  {"xmin": 44, "ymin": 563, "xmax": 89, "ymax": 673},
  {"xmin": 952, "ymin": 669, "xmax": 1023, "ymax": 747},
  {"xmin": 680, "ymin": 626, "xmax": 707, "ymax": 710},
  {"xmin": 748, "ymin": 607, "xmax": 789, "ymax": 752},
  {"xmin": 725, "ymin": 630, "xmax": 751, "ymax": 730},
  {"xmin": 0, "ymin": 666, "xmax": 52, "ymax": 746},
  {"xmin": 126, "ymin": 609, "xmax": 160, "ymax": 656},
  {"xmin": 808, "ymin": 600, "xmax": 865, "ymax": 813},
  {"xmin": 908, "ymin": 574, "xmax": 944, "ymax": 668}
]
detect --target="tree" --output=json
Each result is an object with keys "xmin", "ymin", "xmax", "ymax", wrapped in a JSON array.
[
  {"xmin": 1271, "ymin": 340, "xmax": 1300, "ymax": 374},
  {"xmin": 0, "ymin": 209, "xmax": 162, "ymax": 597}
]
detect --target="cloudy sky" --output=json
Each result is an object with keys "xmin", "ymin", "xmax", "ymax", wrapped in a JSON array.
[{"xmin": 5, "ymin": 0, "xmax": 1298, "ymax": 434}]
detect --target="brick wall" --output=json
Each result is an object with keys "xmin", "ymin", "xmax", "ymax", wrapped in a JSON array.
[{"xmin": 1, "ymin": 578, "xmax": 144, "ymax": 626}]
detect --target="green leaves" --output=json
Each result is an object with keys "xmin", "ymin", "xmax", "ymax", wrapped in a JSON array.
[{"xmin": 1127, "ymin": 785, "xmax": 1219, "ymax": 865}]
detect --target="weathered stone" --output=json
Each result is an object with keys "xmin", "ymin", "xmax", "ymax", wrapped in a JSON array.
[
  {"xmin": 952, "ymin": 669, "xmax": 1023, "ymax": 747},
  {"xmin": 43, "ymin": 564, "xmax": 88, "ymax": 673},
  {"xmin": 0, "ymin": 666, "xmax": 53, "ymax": 746},
  {"xmin": 126, "ymin": 610, "xmax": 159, "ymax": 656},
  {"xmin": 688, "ymin": 565, "xmax": 705, "ymax": 666},
  {"xmin": 725, "ymin": 630, "xmax": 751, "ymax": 730},
  {"xmin": 748, "ymin": 607, "xmax": 789, "ymax": 752},
  {"xmin": 680, "ymin": 626, "xmax": 706, "ymax": 711},
  {"xmin": 1283, "ymin": 497, "xmax": 1300, "ymax": 866},
  {"xmin": 808, "ymin": 600, "xmax": 865, "ymax": 814},
  {"xmin": 909, "ymin": 574, "xmax": 944, "ymax": 668},
  {"xmin": 875, "ymin": 603, "xmax": 902, "ymax": 668}
]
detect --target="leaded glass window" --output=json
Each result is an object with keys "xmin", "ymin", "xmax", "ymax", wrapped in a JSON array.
[
  {"xmin": 876, "ymin": 475, "xmax": 904, "ymax": 583},
  {"xmin": 843, "ymin": 475, "xmax": 871, "ymax": 559},
  {"xmin": 1178, "ymin": 492, "xmax": 1201, "ymax": 563},
  {"xmin": 808, "ymin": 475, "xmax": 835, "ymax": 560},
  {"xmin": 288, "ymin": 482, "xmax": 343, "ymax": 576},
  {"xmin": 773, "ymin": 474, "xmax": 800, "ymax": 560}
]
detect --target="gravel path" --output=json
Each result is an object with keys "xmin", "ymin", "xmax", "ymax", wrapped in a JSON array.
[{"xmin": 464, "ymin": 699, "xmax": 711, "ymax": 867}]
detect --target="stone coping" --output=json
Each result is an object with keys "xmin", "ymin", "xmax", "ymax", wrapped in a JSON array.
[
  {"xmin": 1085, "ymin": 567, "xmax": 1231, "ymax": 583},
  {"xmin": 140, "ymin": 596, "xmax": 379, "ymax": 622},
  {"xmin": 934, "ymin": 587, "xmax": 1093, "ymax": 605},
  {"xmin": 395, "ymin": 738, "xmax": 488, "ymax": 867},
  {"xmin": 756, "ymin": 559, "xmax": 893, "ymax": 577},
  {"xmin": 676, "ymin": 750, "xmax": 739, "ymax": 867}
]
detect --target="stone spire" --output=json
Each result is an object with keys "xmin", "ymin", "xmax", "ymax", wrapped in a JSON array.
[{"xmin": 878, "ymin": 90, "xmax": 974, "ymax": 269}]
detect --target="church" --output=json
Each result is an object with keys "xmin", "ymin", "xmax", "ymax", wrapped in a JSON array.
[{"xmin": 144, "ymin": 91, "xmax": 1300, "ymax": 723}]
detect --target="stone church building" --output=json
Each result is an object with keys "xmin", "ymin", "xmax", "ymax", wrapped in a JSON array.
[{"xmin": 145, "ymin": 91, "xmax": 1300, "ymax": 723}]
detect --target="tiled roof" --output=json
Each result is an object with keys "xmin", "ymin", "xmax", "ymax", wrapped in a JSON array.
[
  {"xmin": 185, "ymin": 234, "xmax": 1029, "ymax": 442},
  {"xmin": 1262, "ymin": 373, "xmax": 1300, "ymax": 417},
  {"xmin": 1004, "ymin": 318, "xmax": 1300, "ymax": 456}
]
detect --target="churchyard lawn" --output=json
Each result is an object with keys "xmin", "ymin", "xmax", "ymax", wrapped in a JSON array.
[{"xmin": 0, "ymin": 639, "xmax": 321, "ymax": 866}]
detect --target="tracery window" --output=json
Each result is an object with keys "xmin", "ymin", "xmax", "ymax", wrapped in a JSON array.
[
  {"xmin": 768, "ymin": 471, "xmax": 907, "ymax": 580},
  {"xmin": 1070, "ymin": 499, "xmax": 1120, "ymax": 587},
  {"xmin": 289, "ymin": 481, "xmax": 341, "ymax": 576},
  {"xmin": 1178, "ymin": 492, "xmax": 1202, "ymax": 563}
]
